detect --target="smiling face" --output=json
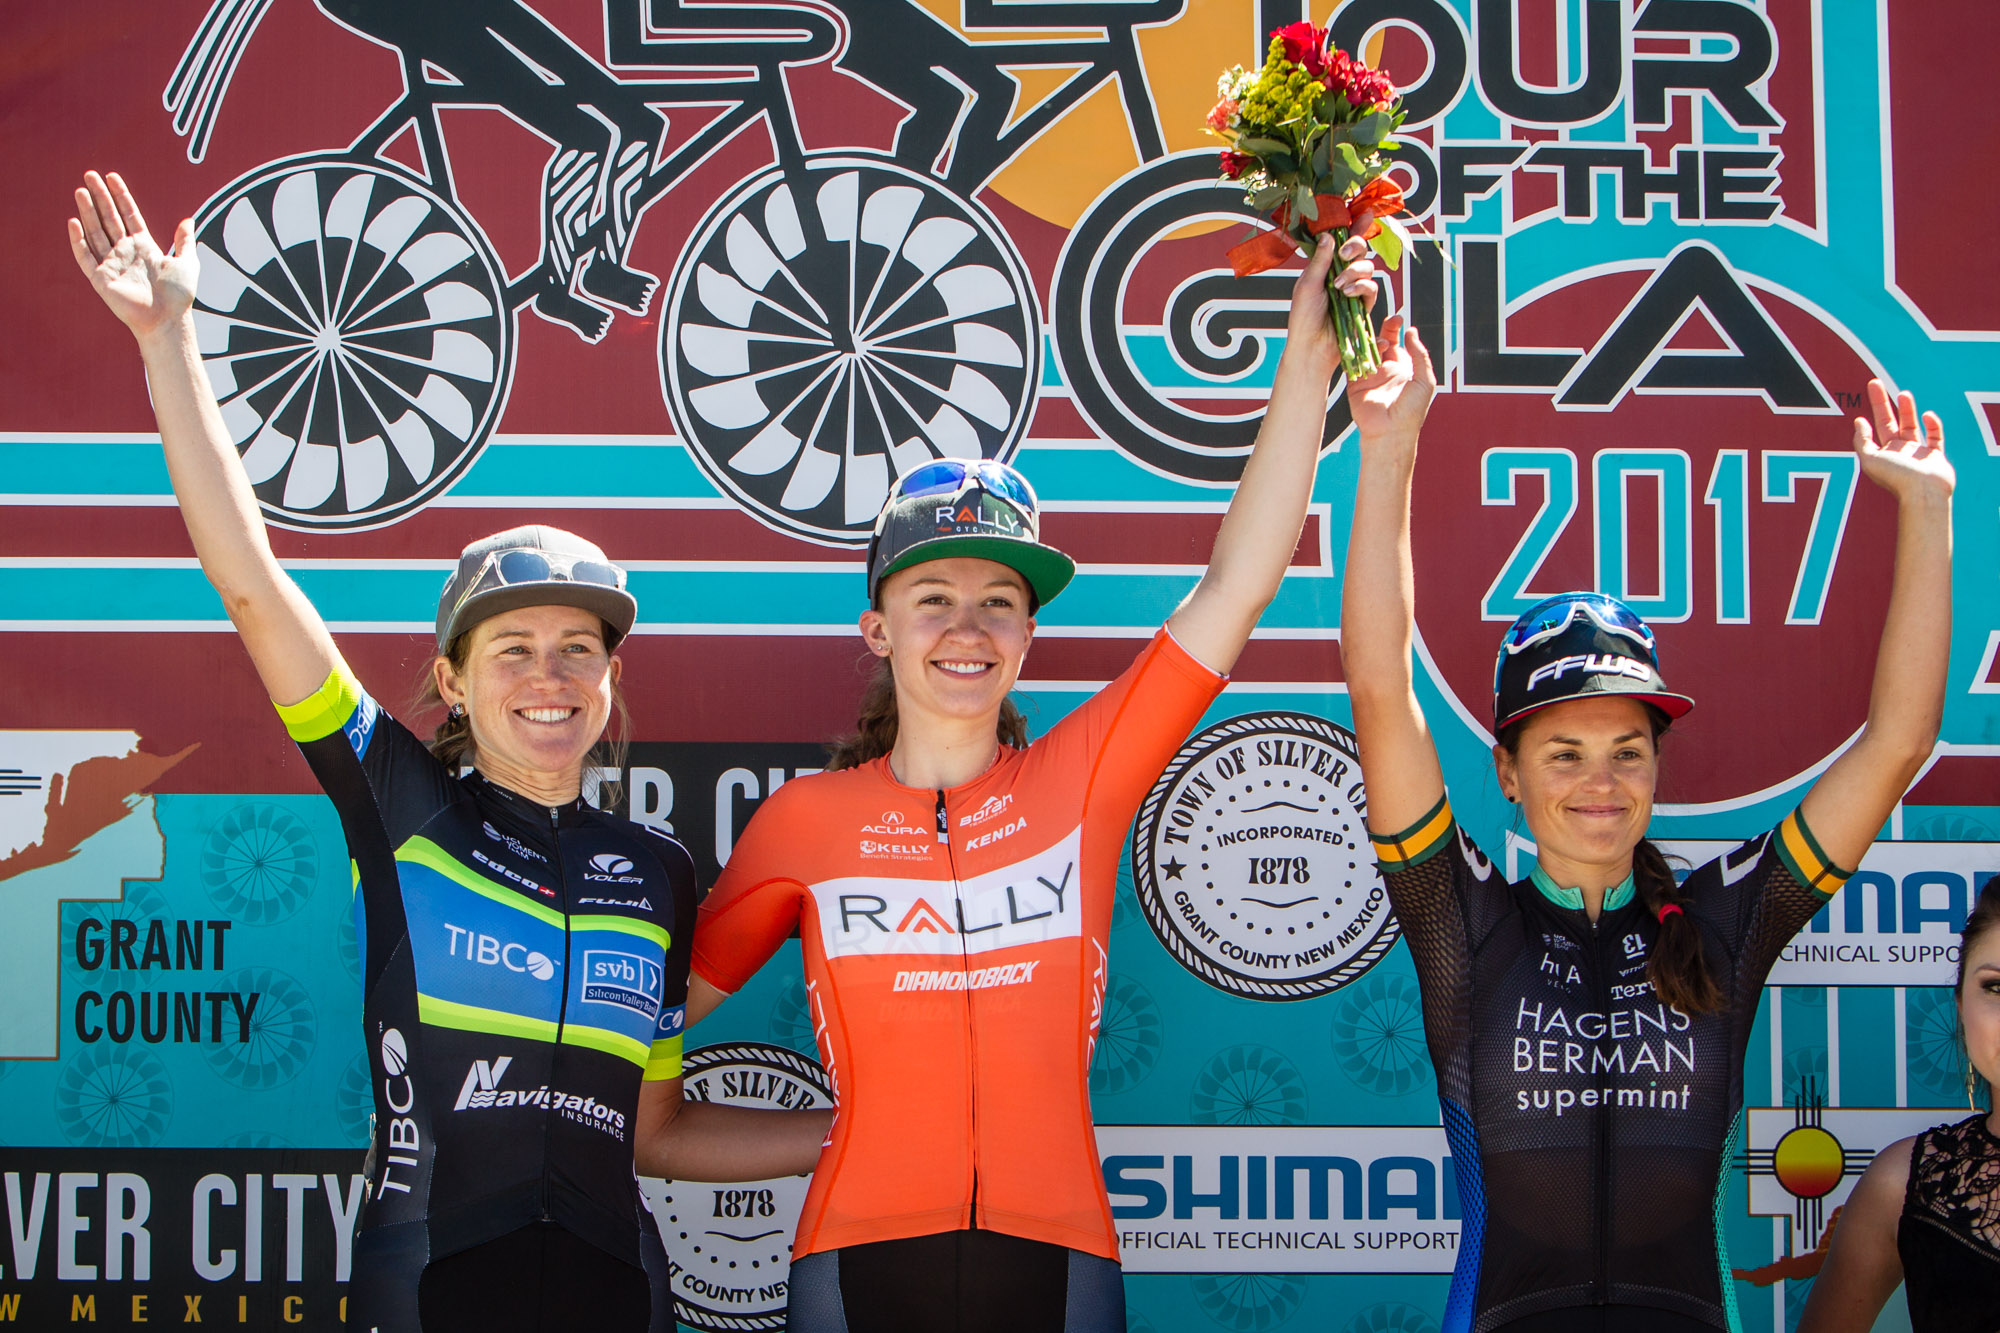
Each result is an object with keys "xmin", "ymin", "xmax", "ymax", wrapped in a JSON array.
[
  {"xmin": 1494, "ymin": 694, "xmax": 1660, "ymax": 888},
  {"xmin": 859, "ymin": 557, "xmax": 1034, "ymax": 736},
  {"xmin": 1961, "ymin": 916, "xmax": 2000, "ymax": 1107},
  {"xmin": 435, "ymin": 603, "xmax": 620, "ymax": 803}
]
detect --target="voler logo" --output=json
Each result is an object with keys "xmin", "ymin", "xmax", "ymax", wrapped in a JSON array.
[
  {"xmin": 1132, "ymin": 712, "xmax": 1396, "ymax": 1001},
  {"xmin": 585, "ymin": 851, "xmax": 647, "ymax": 884}
]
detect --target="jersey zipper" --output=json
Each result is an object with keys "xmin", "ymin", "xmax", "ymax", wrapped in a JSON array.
[
  {"xmin": 1589, "ymin": 912, "xmax": 1611, "ymax": 1303},
  {"xmin": 938, "ymin": 788, "xmax": 981, "ymax": 1228},
  {"xmin": 542, "ymin": 803, "xmax": 573, "ymax": 1223}
]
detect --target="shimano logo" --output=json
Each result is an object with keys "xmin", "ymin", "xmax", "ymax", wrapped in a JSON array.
[
  {"xmin": 444, "ymin": 923, "xmax": 557, "ymax": 981},
  {"xmin": 453, "ymin": 1056, "xmax": 627, "ymax": 1139},
  {"xmin": 578, "ymin": 895, "xmax": 653, "ymax": 911},
  {"xmin": 480, "ymin": 821, "xmax": 547, "ymax": 863},
  {"xmin": 471, "ymin": 848, "xmax": 555, "ymax": 897},
  {"xmin": 584, "ymin": 851, "xmax": 647, "ymax": 885},
  {"xmin": 1524, "ymin": 653, "xmax": 1654, "ymax": 691}
]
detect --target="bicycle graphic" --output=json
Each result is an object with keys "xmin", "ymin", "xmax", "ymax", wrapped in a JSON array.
[{"xmin": 166, "ymin": 0, "xmax": 1348, "ymax": 538}]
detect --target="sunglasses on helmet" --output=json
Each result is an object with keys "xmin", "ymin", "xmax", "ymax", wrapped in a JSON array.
[
  {"xmin": 1498, "ymin": 594, "xmax": 1656, "ymax": 658},
  {"xmin": 878, "ymin": 458, "xmax": 1040, "ymax": 522},
  {"xmin": 450, "ymin": 547, "xmax": 626, "ymax": 619}
]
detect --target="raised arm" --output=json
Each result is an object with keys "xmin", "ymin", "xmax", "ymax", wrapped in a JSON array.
[
  {"xmin": 1336, "ymin": 305, "xmax": 1440, "ymax": 837},
  {"xmin": 1796, "ymin": 379, "xmax": 1954, "ymax": 872},
  {"xmin": 1168, "ymin": 230, "xmax": 1374, "ymax": 674},
  {"xmin": 69, "ymin": 170, "xmax": 338, "ymax": 706}
]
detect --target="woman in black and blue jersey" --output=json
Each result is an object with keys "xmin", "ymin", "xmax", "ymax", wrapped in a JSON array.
[
  {"xmin": 70, "ymin": 170, "xmax": 828, "ymax": 1333},
  {"xmin": 1339, "ymin": 345, "xmax": 1954, "ymax": 1332}
]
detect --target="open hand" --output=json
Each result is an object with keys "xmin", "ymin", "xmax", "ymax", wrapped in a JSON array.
[
  {"xmin": 69, "ymin": 171, "xmax": 198, "ymax": 342},
  {"xmin": 1853, "ymin": 378, "xmax": 1953, "ymax": 501},
  {"xmin": 1346, "ymin": 314, "xmax": 1436, "ymax": 444}
]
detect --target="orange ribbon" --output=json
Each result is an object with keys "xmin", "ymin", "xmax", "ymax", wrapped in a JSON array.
[{"xmin": 1226, "ymin": 177, "xmax": 1407, "ymax": 277}]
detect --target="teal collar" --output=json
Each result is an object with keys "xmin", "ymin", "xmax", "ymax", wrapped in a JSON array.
[{"xmin": 1530, "ymin": 864, "xmax": 1636, "ymax": 912}]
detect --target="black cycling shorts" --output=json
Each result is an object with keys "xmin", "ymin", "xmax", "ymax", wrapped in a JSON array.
[
  {"xmin": 785, "ymin": 1228, "xmax": 1123, "ymax": 1333},
  {"xmin": 405, "ymin": 1223, "xmax": 650, "ymax": 1333}
]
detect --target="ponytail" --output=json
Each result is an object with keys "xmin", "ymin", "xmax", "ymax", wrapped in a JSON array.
[
  {"xmin": 1633, "ymin": 839, "xmax": 1723, "ymax": 1015},
  {"xmin": 825, "ymin": 656, "xmax": 1029, "ymax": 771}
]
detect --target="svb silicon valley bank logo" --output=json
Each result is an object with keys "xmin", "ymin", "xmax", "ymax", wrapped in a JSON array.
[{"xmin": 1131, "ymin": 713, "xmax": 1395, "ymax": 1001}]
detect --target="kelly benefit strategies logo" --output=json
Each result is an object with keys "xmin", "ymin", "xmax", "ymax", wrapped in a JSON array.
[{"xmin": 1132, "ymin": 713, "xmax": 1394, "ymax": 1000}]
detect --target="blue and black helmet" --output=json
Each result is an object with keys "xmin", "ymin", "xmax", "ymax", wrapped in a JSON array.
[{"xmin": 1492, "ymin": 592, "xmax": 1695, "ymax": 732}]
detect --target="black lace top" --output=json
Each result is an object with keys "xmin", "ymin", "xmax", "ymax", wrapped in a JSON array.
[{"xmin": 1898, "ymin": 1112, "xmax": 2000, "ymax": 1332}]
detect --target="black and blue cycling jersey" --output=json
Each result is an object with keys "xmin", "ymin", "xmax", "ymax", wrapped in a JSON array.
[
  {"xmin": 277, "ymin": 666, "xmax": 696, "ymax": 1333},
  {"xmin": 1371, "ymin": 800, "xmax": 1848, "ymax": 1333}
]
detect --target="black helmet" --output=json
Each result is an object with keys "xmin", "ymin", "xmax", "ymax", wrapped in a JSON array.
[
  {"xmin": 865, "ymin": 459, "xmax": 1075, "ymax": 610},
  {"xmin": 1492, "ymin": 592, "xmax": 1694, "ymax": 732},
  {"xmin": 435, "ymin": 525, "xmax": 636, "ymax": 653}
]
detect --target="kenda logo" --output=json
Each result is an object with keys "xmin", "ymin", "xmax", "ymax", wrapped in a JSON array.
[
  {"xmin": 1525, "ymin": 653, "xmax": 1653, "ymax": 690},
  {"xmin": 582, "ymin": 949, "xmax": 663, "ymax": 1020},
  {"xmin": 454, "ymin": 1055, "xmax": 628, "ymax": 1139},
  {"xmin": 959, "ymin": 794, "xmax": 1015, "ymax": 827},
  {"xmin": 481, "ymin": 820, "xmax": 548, "ymax": 863},
  {"xmin": 585, "ymin": 851, "xmax": 647, "ymax": 884},
  {"xmin": 1097, "ymin": 1125, "xmax": 1459, "ymax": 1276},
  {"xmin": 471, "ymin": 847, "xmax": 555, "ymax": 897},
  {"xmin": 819, "ymin": 831, "xmax": 1084, "ymax": 959},
  {"xmin": 444, "ymin": 923, "xmax": 557, "ymax": 981}
]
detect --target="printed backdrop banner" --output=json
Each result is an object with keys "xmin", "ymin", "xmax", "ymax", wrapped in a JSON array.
[{"xmin": 2, "ymin": 2, "xmax": 1996, "ymax": 1330}]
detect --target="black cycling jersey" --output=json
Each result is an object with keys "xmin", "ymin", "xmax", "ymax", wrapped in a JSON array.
[
  {"xmin": 1897, "ymin": 1112, "xmax": 2000, "ymax": 1333},
  {"xmin": 277, "ymin": 667, "xmax": 697, "ymax": 1333},
  {"xmin": 1371, "ymin": 799, "xmax": 1848, "ymax": 1333}
]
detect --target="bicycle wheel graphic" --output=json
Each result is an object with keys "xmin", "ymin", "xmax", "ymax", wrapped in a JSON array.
[
  {"xmin": 57, "ymin": 1044, "xmax": 172, "ymax": 1147},
  {"xmin": 1342, "ymin": 1302, "xmax": 1439, "ymax": 1333},
  {"xmin": 201, "ymin": 965, "xmax": 317, "ymax": 1089},
  {"xmin": 200, "ymin": 801, "xmax": 318, "ymax": 923},
  {"xmin": 1331, "ymin": 971, "xmax": 1431, "ymax": 1097},
  {"xmin": 662, "ymin": 155, "xmax": 1039, "ymax": 545},
  {"xmin": 1090, "ymin": 974, "xmax": 1163, "ymax": 1096},
  {"xmin": 1190, "ymin": 1044, "xmax": 1308, "ymax": 1125},
  {"xmin": 190, "ymin": 155, "xmax": 512, "ymax": 530},
  {"xmin": 336, "ymin": 1053, "xmax": 374, "ymax": 1146},
  {"xmin": 1191, "ymin": 1274, "xmax": 1306, "ymax": 1331},
  {"xmin": 1906, "ymin": 986, "xmax": 1967, "ymax": 1103}
]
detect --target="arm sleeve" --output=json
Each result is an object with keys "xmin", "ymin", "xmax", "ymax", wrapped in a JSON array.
[
  {"xmin": 274, "ymin": 662, "xmax": 455, "ymax": 847},
  {"xmin": 691, "ymin": 788, "xmax": 809, "ymax": 996},
  {"xmin": 1071, "ymin": 625, "xmax": 1227, "ymax": 824},
  {"xmin": 644, "ymin": 828, "xmax": 700, "ymax": 1082},
  {"xmin": 1370, "ymin": 796, "xmax": 1497, "ymax": 1107},
  {"xmin": 1694, "ymin": 807, "xmax": 1853, "ymax": 993}
]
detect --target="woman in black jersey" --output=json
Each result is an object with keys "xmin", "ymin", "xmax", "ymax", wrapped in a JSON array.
[
  {"xmin": 70, "ymin": 170, "xmax": 827, "ymax": 1332},
  {"xmin": 1798, "ymin": 882, "xmax": 2000, "ymax": 1333},
  {"xmin": 1340, "ymin": 348, "xmax": 1955, "ymax": 1333}
]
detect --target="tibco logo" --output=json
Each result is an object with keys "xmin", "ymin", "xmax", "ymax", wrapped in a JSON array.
[
  {"xmin": 377, "ymin": 1027, "xmax": 420, "ymax": 1198},
  {"xmin": 585, "ymin": 851, "xmax": 646, "ymax": 885},
  {"xmin": 444, "ymin": 923, "xmax": 557, "ymax": 981}
]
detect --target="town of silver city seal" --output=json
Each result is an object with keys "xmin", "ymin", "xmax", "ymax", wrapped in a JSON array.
[
  {"xmin": 642, "ymin": 1042, "xmax": 834, "ymax": 1332},
  {"xmin": 1131, "ymin": 711, "xmax": 1396, "ymax": 1000}
]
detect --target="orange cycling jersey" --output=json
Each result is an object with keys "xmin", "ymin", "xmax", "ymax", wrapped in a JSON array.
[{"xmin": 693, "ymin": 628, "xmax": 1223, "ymax": 1262}]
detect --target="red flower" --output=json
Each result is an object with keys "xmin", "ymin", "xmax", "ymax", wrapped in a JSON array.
[
  {"xmin": 1274, "ymin": 21, "xmax": 1328, "ymax": 78},
  {"xmin": 1219, "ymin": 149, "xmax": 1253, "ymax": 180}
]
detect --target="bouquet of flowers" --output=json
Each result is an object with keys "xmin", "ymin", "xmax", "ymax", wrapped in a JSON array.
[{"xmin": 1209, "ymin": 21, "xmax": 1410, "ymax": 379}]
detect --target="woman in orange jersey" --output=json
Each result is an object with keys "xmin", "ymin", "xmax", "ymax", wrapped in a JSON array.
[{"xmin": 683, "ymin": 230, "xmax": 1432, "ymax": 1331}]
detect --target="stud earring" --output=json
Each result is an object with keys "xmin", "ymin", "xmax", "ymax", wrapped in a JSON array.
[{"xmin": 449, "ymin": 703, "xmax": 466, "ymax": 720}]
